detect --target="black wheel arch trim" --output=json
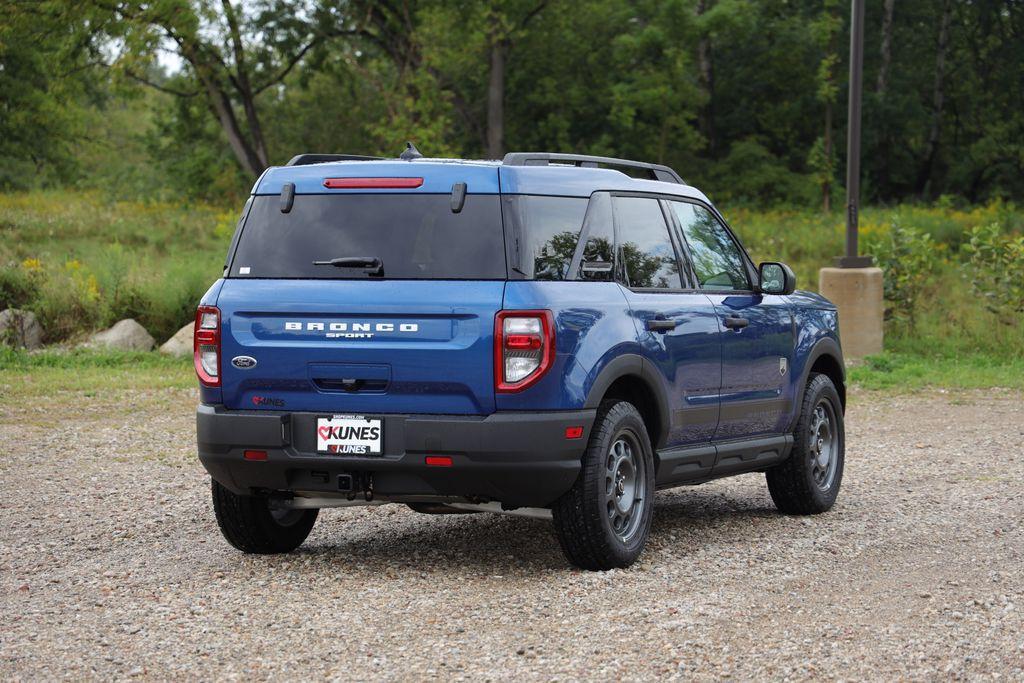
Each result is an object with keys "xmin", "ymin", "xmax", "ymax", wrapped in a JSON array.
[
  {"xmin": 789, "ymin": 337, "xmax": 846, "ymax": 432},
  {"xmin": 583, "ymin": 354, "xmax": 672, "ymax": 449}
]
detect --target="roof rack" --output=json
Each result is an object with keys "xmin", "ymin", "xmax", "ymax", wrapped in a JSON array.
[
  {"xmin": 286, "ymin": 153, "xmax": 382, "ymax": 166},
  {"xmin": 501, "ymin": 152, "xmax": 684, "ymax": 185}
]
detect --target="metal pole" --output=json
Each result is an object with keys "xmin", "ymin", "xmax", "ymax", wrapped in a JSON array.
[{"xmin": 840, "ymin": 0, "xmax": 872, "ymax": 268}]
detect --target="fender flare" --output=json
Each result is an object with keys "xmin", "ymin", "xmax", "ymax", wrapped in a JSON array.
[
  {"xmin": 789, "ymin": 337, "xmax": 846, "ymax": 431},
  {"xmin": 583, "ymin": 354, "xmax": 672, "ymax": 448}
]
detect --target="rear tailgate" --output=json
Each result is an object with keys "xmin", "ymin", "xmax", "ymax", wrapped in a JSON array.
[
  {"xmin": 215, "ymin": 161, "xmax": 505, "ymax": 416},
  {"xmin": 216, "ymin": 279, "xmax": 503, "ymax": 415}
]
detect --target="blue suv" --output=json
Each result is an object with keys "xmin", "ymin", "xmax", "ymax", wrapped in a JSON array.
[{"xmin": 195, "ymin": 149, "xmax": 846, "ymax": 570}]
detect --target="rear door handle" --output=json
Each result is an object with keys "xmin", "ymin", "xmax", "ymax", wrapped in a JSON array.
[
  {"xmin": 646, "ymin": 318, "xmax": 677, "ymax": 333},
  {"xmin": 723, "ymin": 315, "xmax": 749, "ymax": 330}
]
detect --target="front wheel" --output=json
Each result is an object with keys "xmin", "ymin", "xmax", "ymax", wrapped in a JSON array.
[
  {"xmin": 552, "ymin": 400, "xmax": 655, "ymax": 570},
  {"xmin": 211, "ymin": 479, "xmax": 319, "ymax": 553},
  {"xmin": 766, "ymin": 372, "xmax": 845, "ymax": 514}
]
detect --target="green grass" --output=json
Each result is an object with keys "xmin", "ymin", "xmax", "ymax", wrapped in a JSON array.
[
  {"xmin": 0, "ymin": 347, "xmax": 194, "ymax": 404},
  {"xmin": 0, "ymin": 191, "xmax": 233, "ymax": 342},
  {"xmin": 850, "ymin": 349, "xmax": 1024, "ymax": 392}
]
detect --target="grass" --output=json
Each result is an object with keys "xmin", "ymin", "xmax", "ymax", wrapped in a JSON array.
[
  {"xmin": 0, "ymin": 348, "xmax": 194, "ymax": 407},
  {"xmin": 0, "ymin": 191, "xmax": 233, "ymax": 342}
]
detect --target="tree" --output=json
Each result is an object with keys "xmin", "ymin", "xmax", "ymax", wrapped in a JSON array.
[{"xmin": 70, "ymin": 0, "xmax": 370, "ymax": 177}]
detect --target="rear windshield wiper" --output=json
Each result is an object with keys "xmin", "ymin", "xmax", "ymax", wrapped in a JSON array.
[{"xmin": 312, "ymin": 256, "xmax": 384, "ymax": 276}]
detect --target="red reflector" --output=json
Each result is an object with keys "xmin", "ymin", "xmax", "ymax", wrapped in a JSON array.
[
  {"xmin": 505, "ymin": 334, "xmax": 542, "ymax": 350},
  {"xmin": 323, "ymin": 177, "xmax": 424, "ymax": 189},
  {"xmin": 425, "ymin": 456, "xmax": 453, "ymax": 467},
  {"xmin": 565, "ymin": 426, "xmax": 584, "ymax": 439},
  {"xmin": 243, "ymin": 450, "xmax": 268, "ymax": 461}
]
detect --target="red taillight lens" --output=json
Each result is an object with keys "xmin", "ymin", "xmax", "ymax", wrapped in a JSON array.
[
  {"xmin": 425, "ymin": 455, "xmax": 453, "ymax": 467},
  {"xmin": 244, "ymin": 450, "xmax": 268, "ymax": 461},
  {"xmin": 194, "ymin": 305, "xmax": 221, "ymax": 387},
  {"xmin": 323, "ymin": 177, "xmax": 424, "ymax": 189},
  {"xmin": 495, "ymin": 310, "xmax": 554, "ymax": 393}
]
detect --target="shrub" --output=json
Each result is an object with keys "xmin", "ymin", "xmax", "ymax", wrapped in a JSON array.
[
  {"xmin": 864, "ymin": 219, "xmax": 939, "ymax": 330},
  {"xmin": 962, "ymin": 223, "xmax": 1024, "ymax": 322}
]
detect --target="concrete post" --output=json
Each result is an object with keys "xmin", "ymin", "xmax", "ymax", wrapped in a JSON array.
[{"xmin": 819, "ymin": 267, "xmax": 884, "ymax": 359}]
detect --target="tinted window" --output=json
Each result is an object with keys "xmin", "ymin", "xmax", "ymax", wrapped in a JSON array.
[
  {"xmin": 503, "ymin": 196, "xmax": 588, "ymax": 280},
  {"xmin": 576, "ymin": 192, "xmax": 615, "ymax": 281},
  {"xmin": 670, "ymin": 202, "xmax": 750, "ymax": 291},
  {"xmin": 613, "ymin": 197, "xmax": 682, "ymax": 289},
  {"xmin": 231, "ymin": 194, "xmax": 505, "ymax": 279}
]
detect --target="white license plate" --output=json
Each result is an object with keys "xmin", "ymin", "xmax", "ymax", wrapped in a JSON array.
[{"xmin": 316, "ymin": 415, "xmax": 382, "ymax": 455}]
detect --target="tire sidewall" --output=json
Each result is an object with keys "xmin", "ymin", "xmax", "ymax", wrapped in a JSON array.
[
  {"xmin": 796, "ymin": 376, "xmax": 845, "ymax": 509},
  {"xmin": 591, "ymin": 404, "xmax": 656, "ymax": 560}
]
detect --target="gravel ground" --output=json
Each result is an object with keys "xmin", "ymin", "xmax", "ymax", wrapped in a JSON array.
[{"xmin": 1, "ymin": 387, "xmax": 1022, "ymax": 681}]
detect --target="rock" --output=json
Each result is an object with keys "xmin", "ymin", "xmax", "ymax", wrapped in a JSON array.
[
  {"xmin": 0, "ymin": 308, "xmax": 44, "ymax": 350},
  {"xmin": 88, "ymin": 319, "xmax": 155, "ymax": 352},
  {"xmin": 159, "ymin": 322, "xmax": 194, "ymax": 357}
]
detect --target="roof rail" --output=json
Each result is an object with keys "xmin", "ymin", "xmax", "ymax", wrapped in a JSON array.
[
  {"xmin": 501, "ymin": 152, "xmax": 684, "ymax": 184},
  {"xmin": 286, "ymin": 153, "xmax": 382, "ymax": 166}
]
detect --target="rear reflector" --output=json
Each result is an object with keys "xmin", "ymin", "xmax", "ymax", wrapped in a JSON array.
[
  {"xmin": 243, "ymin": 450, "xmax": 268, "ymax": 461},
  {"xmin": 425, "ymin": 456, "xmax": 453, "ymax": 467},
  {"xmin": 323, "ymin": 177, "xmax": 424, "ymax": 189},
  {"xmin": 565, "ymin": 426, "xmax": 584, "ymax": 439}
]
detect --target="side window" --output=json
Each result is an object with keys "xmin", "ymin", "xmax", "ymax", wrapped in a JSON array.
[
  {"xmin": 575, "ymin": 192, "xmax": 614, "ymax": 280},
  {"xmin": 613, "ymin": 197, "xmax": 682, "ymax": 289},
  {"xmin": 502, "ymin": 195, "xmax": 588, "ymax": 280},
  {"xmin": 669, "ymin": 201, "xmax": 751, "ymax": 291}
]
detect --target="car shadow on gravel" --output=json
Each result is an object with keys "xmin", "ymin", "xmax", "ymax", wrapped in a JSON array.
[{"xmin": 286, "ymin": 487, "xmax": 783, "ymax": 572}]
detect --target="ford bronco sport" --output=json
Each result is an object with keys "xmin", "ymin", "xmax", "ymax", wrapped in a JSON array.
[{"xmin": 196, "ymin": 148, "xmax": 846, "ymax": 570}]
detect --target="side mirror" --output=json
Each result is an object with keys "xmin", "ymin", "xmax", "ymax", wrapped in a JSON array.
[{"xmin": 758, "ymin": 262, "xmax": 796, "ymax": 295}]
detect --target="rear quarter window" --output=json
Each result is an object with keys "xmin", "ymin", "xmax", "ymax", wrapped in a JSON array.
[
  {"xmin": 502, "ymin": 196, "xmax": 589, "ymax": 280},
  {"xmin": 230, "ymin": 194, "xmax": 506, "ymax": 280}
]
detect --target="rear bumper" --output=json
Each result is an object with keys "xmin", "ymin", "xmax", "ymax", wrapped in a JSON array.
[{"xmin": 196, "ymin": 404, "xmax": 594, "ymax": 508}]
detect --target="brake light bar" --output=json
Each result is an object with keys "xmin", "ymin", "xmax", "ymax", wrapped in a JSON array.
[
  {"xmin": 495, "ymin": 310, "xmax": 555, "ymax": 393},
  {"xmin": 194, "ymin": 305, "xmax": 221, "ymax": 387},
  {"xmin": 323, "ymin": 177, "xmax": 424, "ymax": 189}
]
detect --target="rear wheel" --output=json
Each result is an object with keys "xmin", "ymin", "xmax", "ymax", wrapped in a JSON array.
[
  {"xmin": 211, "ymin": 479, "xmax": 319, "ymax": 553},
  {"xmin": 552, "ymin": 400, "xmax": 655, "ymax": 570},
  {"xmin": 766, "ymin": 372, "xmax": 845, "ymax": 514}
]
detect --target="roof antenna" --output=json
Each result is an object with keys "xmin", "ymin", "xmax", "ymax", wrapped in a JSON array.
[{"xmin": 399, "ymin": 141, "xmax": 423, "ymax": 161}]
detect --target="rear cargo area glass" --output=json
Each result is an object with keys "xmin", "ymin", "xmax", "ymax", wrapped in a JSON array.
[{"xmin": 230, "ymin": 194, "xmax": 505, "ymax": 279}]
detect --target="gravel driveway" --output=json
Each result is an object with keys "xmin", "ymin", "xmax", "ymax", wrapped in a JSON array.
[{"xmin": 1, "ymin": 387, "xmax": 1022, "ymax": 680}]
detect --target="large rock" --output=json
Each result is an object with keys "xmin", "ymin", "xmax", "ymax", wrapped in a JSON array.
[
  {"xmin": 159, "ymin": 322, "xmax": 194, "ymax": 357},
  {"xmin": 89, "ymin": 319, "xmax": 155, "ymax": 352},
  {"xmin": 0, "ymin": 308, "xmax": 44, "ymax": 350}
]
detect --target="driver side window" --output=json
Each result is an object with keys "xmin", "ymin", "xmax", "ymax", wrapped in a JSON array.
[{"xmin": 669, "ymin": 201, "xmax": 750, "ymax": 291}]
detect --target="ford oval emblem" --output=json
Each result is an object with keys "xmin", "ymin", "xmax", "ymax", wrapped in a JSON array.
[{"xmin": 231, "ymin": 355, "xmax": 258, "ymax": 370}]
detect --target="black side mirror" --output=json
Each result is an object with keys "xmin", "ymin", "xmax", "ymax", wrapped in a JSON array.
[{"xmin": 758, "ymin": 262, "xmax": 796, "ymax": 295}]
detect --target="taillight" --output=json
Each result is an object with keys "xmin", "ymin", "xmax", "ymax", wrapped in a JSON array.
[
  {"xmin": 495, "ymin": 310, "xmax": 554, "ymax": 393},
  {"xmin": 194, "ymin": 305, "xmax": 221, "ymax": 387}
]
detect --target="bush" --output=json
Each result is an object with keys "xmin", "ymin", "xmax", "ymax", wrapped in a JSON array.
[
  {"xmin": 864, "ymin": 219, "xmax": 939, "ymax": 330},
  {"xmin": 0, "ymin": 261, "xmax": 39, "ymax": 309},
  {"xmin": 962, "ymin": 223, "xmax": 1024, "ymax": 322}
]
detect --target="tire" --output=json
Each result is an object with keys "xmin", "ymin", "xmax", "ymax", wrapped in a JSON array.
[
  {"xmin": 552, "ymin": 400, "xmax": 655, "ymax": 570},
  {"xmin": 211, "ymin": 479, "xmax": 319, "ymax": 554},
  {"xmin": 766, "ymin": 372, "xmax": 845, "ymax": 514}
]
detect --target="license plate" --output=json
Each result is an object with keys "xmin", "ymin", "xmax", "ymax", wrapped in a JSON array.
[{"xmin": 316, "ymin": 415, "xmax": 383, "ymax": 455}]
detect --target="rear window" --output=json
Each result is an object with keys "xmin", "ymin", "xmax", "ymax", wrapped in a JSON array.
[{"xmin": 229, "ymin": 194, "xmax": 506, "ymax": 279}]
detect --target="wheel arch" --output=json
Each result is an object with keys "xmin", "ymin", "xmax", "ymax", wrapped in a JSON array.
[
  {"xmin": 584, "ymin": 354, "xmax": 671, "ymax": 451},
  {"xmin": 791, "ymin": 338, "xmax": 846, "ymax": 431}
]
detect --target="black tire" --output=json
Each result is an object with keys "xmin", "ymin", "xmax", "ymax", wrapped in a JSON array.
[
  {"xmin": 766, "ymin": 372, "xmax": 845, "ymax": 514},
  {"xmin": 552, "ymin": 400, "xmax": 655, "ymax": 570},
  {"xmin": 211, "ymin": 479, "xmax": 319, "ymax": 554}
]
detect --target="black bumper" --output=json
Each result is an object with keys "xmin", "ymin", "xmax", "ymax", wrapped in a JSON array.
[{"xmin": 197, "ymin": 405, "xmax": 594, "ymax": 508}]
